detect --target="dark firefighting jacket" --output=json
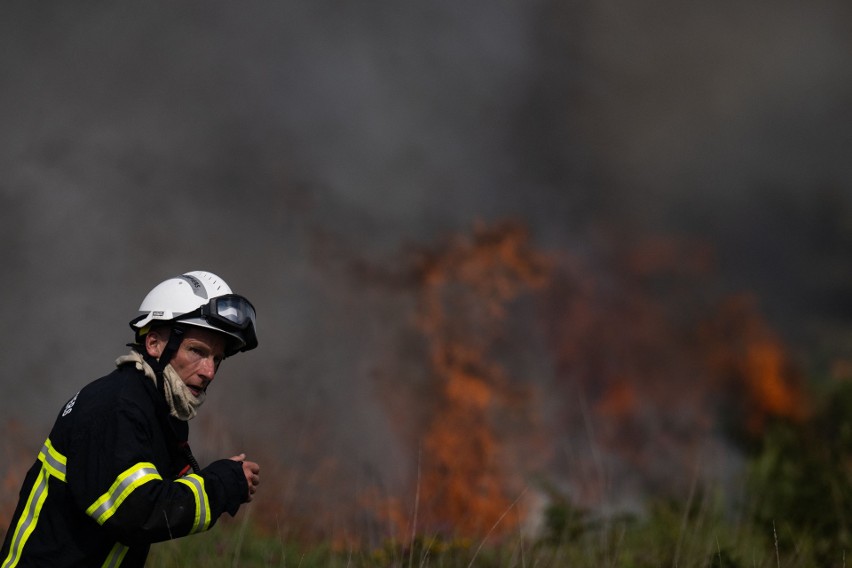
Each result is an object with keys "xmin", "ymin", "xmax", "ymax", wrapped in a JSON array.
[{"xmin": 0, "ymin": 361, "xmax": 248, "ymax": 568}]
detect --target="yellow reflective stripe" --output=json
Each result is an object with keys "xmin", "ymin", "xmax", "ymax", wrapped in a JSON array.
[
  {"xmin": 175, "ymin": 474, "xmax": 211, "ymax": 533},
  {"xmin": 38, "ymin": 439, "xmax": 67, "ymax": 482},
  {"xmin": 101, "ymin": 542, "xmax": 129, "ymax": 568},
  {"xmin": 1, "ymin": 465, "xmax": 51, "ymax": 568},
  {"xmin": 86, "ymin": 463, "xmax": 161, "ymax": 525}
]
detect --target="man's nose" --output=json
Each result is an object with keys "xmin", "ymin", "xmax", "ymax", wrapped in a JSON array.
[{"xmin": 199, "ymin": 357, "xmax": 217, "ymax": 382}]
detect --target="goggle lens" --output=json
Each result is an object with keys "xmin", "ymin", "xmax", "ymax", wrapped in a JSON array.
[
  {"xmin": 211, "ymin": 295, "xmax": 256, "ymax": 329},
  {"xmin": 197, "ymin": 294, "xmax": 258, "ymax": 354}
]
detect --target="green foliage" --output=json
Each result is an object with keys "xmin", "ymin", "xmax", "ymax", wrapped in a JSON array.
[
  {"xmin": 538, "ymin": 488, "xmax": 592, "ymax": 546},
  {"xmin": 145, "ymin": 506, "xmax": 803, "ymax": 568},
  {"xmin": 745, "ymin": 379, "xmax": 852, "ymax": 564}
]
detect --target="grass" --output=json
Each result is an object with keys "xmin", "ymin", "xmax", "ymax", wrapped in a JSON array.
[{"xmin": 146, "ymin": 498, "xmax": 837, "ymax": 568}]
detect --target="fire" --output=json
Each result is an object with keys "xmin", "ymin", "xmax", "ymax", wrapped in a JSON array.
[
  {"xmin": 363, "ymin": 225, "xmax": 811, "ymax": 536},
  {"xmin": 704, "ymin": 294, "xmax": 809, "ymax": 437},
  {"xmin": 544, "ymin": 234, "xmax": 809, "ymax": 504},
  {"xmin": 744, "ymin": 341, "xmax": 805, "ymax": 422},
  {"xmin": 407, "ymin": 221, "xmax": 549, "ymax": 537}
]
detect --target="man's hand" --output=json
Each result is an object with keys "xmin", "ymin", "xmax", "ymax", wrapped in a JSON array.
[{"xmin": 229, "ymin": 454, "xmax": 260, "ymax": 502}]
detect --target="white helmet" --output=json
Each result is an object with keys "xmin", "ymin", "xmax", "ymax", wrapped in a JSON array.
[{"xmin": 130, "ymin": 270, "xmax": 258, "ymax": 357}]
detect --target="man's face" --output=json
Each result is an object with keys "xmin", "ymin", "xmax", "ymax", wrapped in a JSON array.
[{"xmin": 145, "ymin": 326, "xmax": 227, "ymax": 397}]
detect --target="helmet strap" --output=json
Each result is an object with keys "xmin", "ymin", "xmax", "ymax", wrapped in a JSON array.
[
  {"xmin": 132, "ymin": 324, "xmax": 186, "ymax": 402},
  {"xmin": 158, "ymin": 325, "xmax": 185, "ymax": 370}
]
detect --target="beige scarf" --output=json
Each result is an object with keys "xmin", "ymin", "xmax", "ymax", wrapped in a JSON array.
[{"xmin": 116, "ymin": 351, "xmax": 205, "ymax": 421}]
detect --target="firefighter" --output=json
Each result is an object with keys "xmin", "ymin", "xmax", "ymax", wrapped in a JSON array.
[{"xmin": 1, "ymin": 271, "xmax": 261, "ymax": 567}]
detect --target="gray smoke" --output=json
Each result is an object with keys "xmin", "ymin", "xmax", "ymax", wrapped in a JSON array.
[{"xmin": 2, "ymin": 0, "xmax": 852, "ymax": 523}]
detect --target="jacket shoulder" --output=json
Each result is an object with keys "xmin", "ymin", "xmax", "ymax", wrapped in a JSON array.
[
  {"xmin": 86, "ymin": 362, "xmax": 152, "ymax": 399},
  {"xmin": 54, "ymin": 365, "xmax": 159, "ymax": 439}
]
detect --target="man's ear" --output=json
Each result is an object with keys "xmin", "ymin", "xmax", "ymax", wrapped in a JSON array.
[{"xmin": 144, "ymin": 328, "xmax": 168, "ymax": 359}]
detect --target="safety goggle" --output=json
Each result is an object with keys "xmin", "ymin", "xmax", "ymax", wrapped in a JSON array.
[{"xmin": 194, "ymin": 294, "xmax": 258, "ymax": 352}]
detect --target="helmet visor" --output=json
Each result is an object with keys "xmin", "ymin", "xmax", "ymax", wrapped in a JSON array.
[{"xmin": 198, "ymin": 294, "xmax": 258, "ymax": 353}]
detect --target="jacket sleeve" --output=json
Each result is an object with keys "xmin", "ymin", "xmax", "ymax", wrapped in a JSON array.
[{"xmin": 66, "ymin": 395, "xmax": 249, "ymax": 545}]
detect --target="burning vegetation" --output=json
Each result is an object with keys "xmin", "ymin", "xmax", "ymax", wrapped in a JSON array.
[
  {"xmin": 362, "ymin": 221, "xmax": 809, "ymax": 540},
  {"xmin": 409, "ymin": 221, "xmax": 550, "ymax": 537}
]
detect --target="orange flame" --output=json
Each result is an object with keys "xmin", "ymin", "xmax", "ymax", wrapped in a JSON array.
[
  {"xmin": 544, "ymin": 234, "xmax": 809, "ymax": 505},
  {"xmin": 704, "ymin": 294, "xmax": 809, "ymax": 436},
  {"xmin": 409, "ymin": 221, "xmax": 550, "ymax": 537}
]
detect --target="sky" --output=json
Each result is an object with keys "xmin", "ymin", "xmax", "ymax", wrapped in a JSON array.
[{"xmin": 2, "ymin": 0, "xmax": 852, "ymax": 525}]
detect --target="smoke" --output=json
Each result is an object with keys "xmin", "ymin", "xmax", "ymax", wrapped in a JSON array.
[
  {"xmin": 527, "ymin": 0, "xmax": 852, "ymax": 334},
  {"xmin": 2, "ymin": 0, "xmax": 852, "ymax": 536}
]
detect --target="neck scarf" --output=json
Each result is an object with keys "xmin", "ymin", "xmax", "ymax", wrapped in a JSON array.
[{"xmin": 116, "ymin": 351, "xmax": 205, "ymax": 421}]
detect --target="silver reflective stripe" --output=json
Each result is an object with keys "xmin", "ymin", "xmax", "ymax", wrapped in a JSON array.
[
  {"xmin": 0, "ymin": 467, "xmax": 50, "ymax": 568},
  {"xmin": 38, "ymin": 442, "xmax": 67, "ymax": 480},
  {"xmin": 1, "ymin": 439, "xmax": 67, "ymax": 568},
  {"xmin": 88, "ymin": 465, "xmax": 160, "ymax": 524},
  {"xmin": 101, "ymin": 543, "xmax": 129, "ymax": 568},
  {"xmin": 176, "ymin": 474, "xmax": 210, "ymax": 533}
]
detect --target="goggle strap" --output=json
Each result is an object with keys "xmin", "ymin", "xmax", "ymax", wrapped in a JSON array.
[{"xmin": 158, "ymin": 325, "xmax": 185, "ymax": 370}]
